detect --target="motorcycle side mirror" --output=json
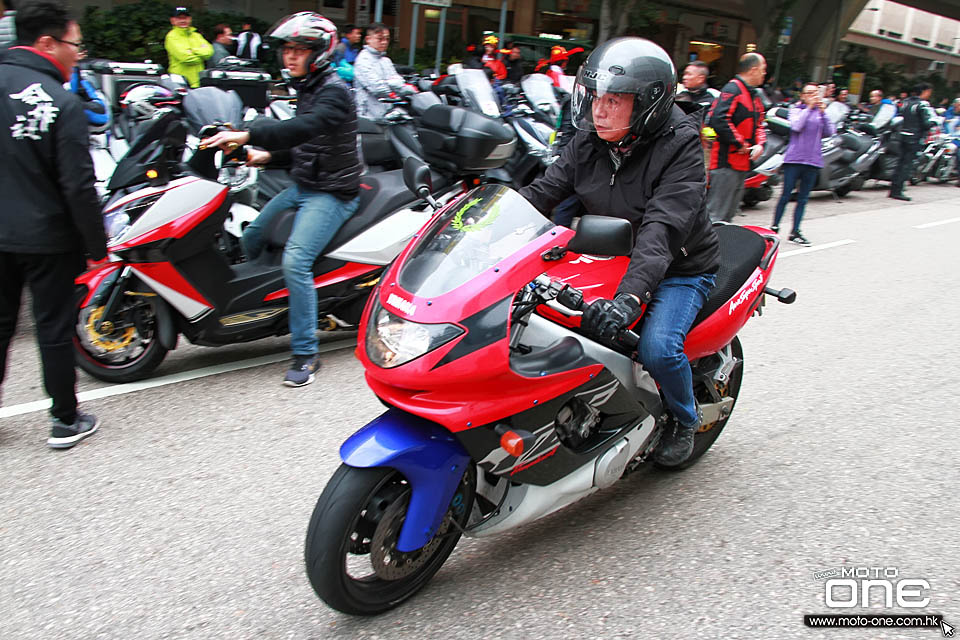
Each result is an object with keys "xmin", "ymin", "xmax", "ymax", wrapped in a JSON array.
[
  {"xmin": 566, "ymin": 215, "xmax": 634, "ymax": 257},
  {"xmin": 403, "ymin": 157, "xmax": 440, "ymax": 209}
]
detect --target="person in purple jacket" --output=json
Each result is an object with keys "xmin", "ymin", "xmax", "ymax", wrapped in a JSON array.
[{"xmin": 770, "ymin": 83, "xmax": 835, "ymax": 246}]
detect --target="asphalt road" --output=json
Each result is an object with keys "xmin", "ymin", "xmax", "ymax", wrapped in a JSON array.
[{"xmin": 2, "ymin": 182, "xmax": 959, "ymax": 640}]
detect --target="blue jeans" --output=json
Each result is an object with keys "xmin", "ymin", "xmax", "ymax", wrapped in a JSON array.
[
  {"xmin": 773, "ymin": 163, "xmax": 818, "ymax": 233},
  {"xmin": 242, "ymin": 185, "xmax": 359, "ymax": 355},
  {"xmin": 637, "ymin": 273, "xmax": 717, "ymax": 427}
]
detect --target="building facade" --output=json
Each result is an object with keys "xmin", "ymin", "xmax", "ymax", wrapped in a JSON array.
[{"xmin": 845, "ymin": 0, "xmax": 960, "ymax": 88}]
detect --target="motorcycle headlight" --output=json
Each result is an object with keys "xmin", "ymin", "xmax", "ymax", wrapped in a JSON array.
[
  {"xmin": 104, "ymin": 211, "xmax": 130, "ymax": 241},
  {"xmin": 104, "ymin": 193, "xmax": 162, "ymax": 243},
  {"xmin": 365, "ymin": 302, "xmax": 463, "ymax": 368}
]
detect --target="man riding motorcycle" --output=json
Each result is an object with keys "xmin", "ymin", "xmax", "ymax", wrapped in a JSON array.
[
  {"xmin": 519, "ymin": 38, "xmax": 721, "ymax": 466},
  {"xmin": 200, "ymin": 11, "xmax": 362, "ymax": 387}
]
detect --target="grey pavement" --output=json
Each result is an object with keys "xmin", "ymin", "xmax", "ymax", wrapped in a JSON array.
[{"xmin": 1, "ymin": 183, "xmax": 959, "ymax": 639}]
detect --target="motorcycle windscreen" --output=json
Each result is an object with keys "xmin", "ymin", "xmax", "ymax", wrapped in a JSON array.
[
  {"xmin": 397, "ymin": 184, "xmax": 553, "ymax": 298},
  {"xmin": 456, "ymin": 68, "xmax": 501, "ymax": 118},
  {"xmin": 521, "ymin": 74, "xmax": 560, "ymax": 123},
  {"xmin": 182, "ymin": 87, "xmax": 244, "ymax": 137},
  {"xmin": 106, "ymin": 110, "xmax": 186, "ymax": 192}
]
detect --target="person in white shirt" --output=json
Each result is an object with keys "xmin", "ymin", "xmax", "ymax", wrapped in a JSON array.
[{"xmin": 352, "ymin": 22, "xmax": 409, "ymax": 120}]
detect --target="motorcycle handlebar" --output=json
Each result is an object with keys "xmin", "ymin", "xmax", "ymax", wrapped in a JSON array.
[{"xmin": 552, "ymin": 282, "xmax": 640, "ymax": 353}]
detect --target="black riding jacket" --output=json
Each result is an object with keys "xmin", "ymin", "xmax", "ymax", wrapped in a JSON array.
[
  {"xmin": 247, "ymin": 68, "xmax": 361, "ymax": 200},
  {"xmin": 0, "ymin": 47, "xmax": 107, "ymax": 259},
  {"xmin": 519, "ymin": 101, "xmax": 720, "ymax": 303}
]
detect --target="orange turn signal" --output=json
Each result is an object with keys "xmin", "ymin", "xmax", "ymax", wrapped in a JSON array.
[
  {"xmin": 146, "ymin": 169, "xmax": 159, "ymax": 179},
  {"xmin": 500, "ymin": 430, "xmax": 525, "ymax": 457}
]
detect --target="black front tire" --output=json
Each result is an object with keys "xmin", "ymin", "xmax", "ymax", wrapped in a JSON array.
[
  {"xmin": 74, "ymin": 295, "xmax": 169, "ymax": 383},
  {"xmin": 305, "ymin": 464, "xmax": 473, "ymax": 616}
]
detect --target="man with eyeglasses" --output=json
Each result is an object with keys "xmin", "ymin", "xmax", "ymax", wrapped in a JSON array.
[
  {"xmin": 164, "ymin": 6, "xmax": 212, "ymax": 88},
  {"xmin": 0, "ymin": 0, "xmax": 108, "ymax": 449},
  {"xmin": 353, "ymin": 22, "xmax": 411, "ymax": 119}
]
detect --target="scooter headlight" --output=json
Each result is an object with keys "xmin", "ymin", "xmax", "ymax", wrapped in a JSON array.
[{"xmin": 365, "ymin": 302, "xmax": 463, "ymax": 368}]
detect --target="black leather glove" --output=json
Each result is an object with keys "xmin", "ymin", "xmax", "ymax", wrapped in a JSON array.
[{"xmin": 580, "ymin": 293, "xmax": 643, "ymax": 340}]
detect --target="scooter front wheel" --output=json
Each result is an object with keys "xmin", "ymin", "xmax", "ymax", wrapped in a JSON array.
[
  {"xmin": 73, "ymin": 293, "xmax": 169, "ymax": 383},
  {"xmin": 305, "ymin": 464, "xmax": 474, "ymax": 616}
]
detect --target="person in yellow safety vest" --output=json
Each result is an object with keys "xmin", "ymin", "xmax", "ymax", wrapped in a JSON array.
[{"xmin": 164, "ymin": 6, "xmax": 212, "ymax": 88}]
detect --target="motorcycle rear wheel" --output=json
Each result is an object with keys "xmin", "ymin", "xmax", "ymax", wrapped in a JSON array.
[
  {"xmin": 656, "ymin": 337, "xmax": 744, "ymax": 471},
  {"xmin": 305, "ymin": 464, "xmax": 474, "ymax": 616}
]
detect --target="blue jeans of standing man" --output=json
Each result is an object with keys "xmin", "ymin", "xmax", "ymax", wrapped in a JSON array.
[
  {"xmin": 772, "ymin": 162, "xmax": 818, "ymax": 233},
  {"xmin": 242, "ymin": 185, "xmax": 359, "ymax": 355},
  {"xmin": 637, "ymin": 273, "xmax": 717, "ymax": 428}
]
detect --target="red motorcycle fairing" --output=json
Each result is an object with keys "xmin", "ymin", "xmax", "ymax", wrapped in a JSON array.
[
  {"xmin": 108, "ymin": 178, "xmax": 228, "ymax": 252},
  {"xmin": 76, "ymin": 261, "xmax": 122, "ymax": 308},
  {"xmin": 357, "ymin": 212, "xmax": 777, "ymax": 432},
  {"xmin": 127, "ymin": 262, "xmax": 213, "ymax": 321},
  {"xmin": 357, "ymin": 220, "xmax": 603, "ymax": 433}
]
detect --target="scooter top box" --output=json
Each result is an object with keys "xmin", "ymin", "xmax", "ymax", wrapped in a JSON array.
[
  {"xmin": 199, "ymin": 69, "xmax": 272, "ymax": 109},
  {"xmin": 88, "ymin": 60, "xmax": 167, "ymax": 109}
]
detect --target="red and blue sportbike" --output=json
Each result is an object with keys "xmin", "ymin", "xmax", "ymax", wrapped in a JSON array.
[{"xmin": 304, "ymin": 158, "xmax": 796, "ymax": 615}]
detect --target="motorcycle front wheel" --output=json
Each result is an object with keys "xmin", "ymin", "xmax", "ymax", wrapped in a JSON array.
[
  {"xmin": 74, "ymin": 292, "xmax": 169, "ymax": 383},
  {"xmin": 305, "ymin": 464, "xmax": 474, "ymax": 616}
]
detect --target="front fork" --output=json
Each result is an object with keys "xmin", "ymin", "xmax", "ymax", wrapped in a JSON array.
[{"xmin": 93, "ymin": 266, "xmax": 132, "ymax": 333}]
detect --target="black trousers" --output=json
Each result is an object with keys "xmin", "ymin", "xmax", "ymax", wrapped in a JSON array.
[
  {"xmin": 890, "ymin": 138, "xmax": 921, "ymax": 196},
  {"xmin": 0, "ymin": 251, "xmax": 85, "ymax": 423}
]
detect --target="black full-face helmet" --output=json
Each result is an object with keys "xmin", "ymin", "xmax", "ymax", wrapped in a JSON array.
[
  {"xmin": 266, "ymin": 11, "xmax": 338, "ymax": 74},
  {"xmin": 571, "ymin": 38, "xmax": 677, "ymax": 148}
]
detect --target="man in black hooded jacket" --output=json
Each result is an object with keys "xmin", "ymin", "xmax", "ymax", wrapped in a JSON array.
[
  {"xmin": 0, "ymin": 0, "xmax": 107, "ymax": 449},
  {"xmin": 519, "ymin": 38, "xmax": 720, "ymax": 466}
]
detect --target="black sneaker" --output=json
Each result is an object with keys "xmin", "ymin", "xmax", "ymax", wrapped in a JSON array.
[
  {"xmin": 770, "ymin": 224, "xmax": 780, "ymax": 234},
  {"xmin": 48, "ymin": 412, "xmax": 100, "ymax": 450},
  {"xmin": 889, "ymin": 193, "xmax": 911, "ymax": 201},
  {"xmin": 283, "ymin": 353, "xmax": 321, "ymax": 387},
  {"xmin": 789, "ymin": 231, "xmax": 811, "ymax": 246},
  {"xmin": 654, "ymin": 412, "xmax": 699, "ymax": 467}
]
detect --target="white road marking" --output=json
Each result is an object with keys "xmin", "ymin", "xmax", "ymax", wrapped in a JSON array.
[
  {"xmin": 778, "ymin": 239, "xmax": 856, "ymax": 258},
  {"xmin": 0, "ymin": 338, "xmax": 355, "ymax": 419},
  {"xmin": 914, "ymin": 217, "xmax": 960, "ymax": 229}
]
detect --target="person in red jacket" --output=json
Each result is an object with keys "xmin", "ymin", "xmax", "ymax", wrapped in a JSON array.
[{"xmin": 705, "ymin": 53, "xmax": 767, "ymax": 222}]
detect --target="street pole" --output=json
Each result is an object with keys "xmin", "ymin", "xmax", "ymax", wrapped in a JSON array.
[
  {"xmin": 374, "ymin": 0, "xmax": 383, "ymax": 23},
  {"xmin": 773, "ymin": 44, "xmax": 784, "ymax": 90},
  {"xmin": 434, "ymin": 8, "xmax": 447, "ymax": 75},
  {"xmin": 408, "ymin": 4, "xmax": 419, "ymax": 67},
  {"xmin": 498, "ymin": 0, "xmax": 507, "ymax": 49}
]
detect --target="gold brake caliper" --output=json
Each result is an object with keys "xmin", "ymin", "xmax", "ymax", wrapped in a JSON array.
[{"xmin": 85, "ymin": 306, "xmax": 136, "ymax": 351}]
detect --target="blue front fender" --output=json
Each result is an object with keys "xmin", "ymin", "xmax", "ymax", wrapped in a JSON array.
[{"xmin": 340, "ymin": 409, "xmax": 471, "ymax": 553}]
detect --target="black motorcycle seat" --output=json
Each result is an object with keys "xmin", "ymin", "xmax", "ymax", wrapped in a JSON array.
[
  {"xmin": 691, "ymin": 224, "xmax": 767, "ymax": 326},
  {"xmin": 262, "ymin": 170, "xmax": 439, "ymax": 254},
  {"xmin": 840, "ymin": 132, "xmax": 872, "ymax": 154}
]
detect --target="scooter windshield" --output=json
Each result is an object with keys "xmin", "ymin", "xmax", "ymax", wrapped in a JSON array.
[
  {"xmin": 456, "ymin": 68, "xmax": 501, "ymax": 118},
  {"xmin": 521, "ymin": 74, "xmax": 560, "ymax": 123},
  {"xmin": 397, "ymin": 184, "xmax": 553, "ymax": 298}
]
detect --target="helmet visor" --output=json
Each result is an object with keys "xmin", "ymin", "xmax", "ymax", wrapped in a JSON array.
[{"xmin": 572, "ymin": 82, "xmax": 643, "ymax": 143}]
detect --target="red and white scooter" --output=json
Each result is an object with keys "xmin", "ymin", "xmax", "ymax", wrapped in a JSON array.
[{"xmin": 73, "ymin": 106, "xmax": 512, "ymax": 382}]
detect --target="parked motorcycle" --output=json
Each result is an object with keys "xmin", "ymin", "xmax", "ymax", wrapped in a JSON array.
[
  {"xmin": 73, "ymin": 105, "xmax": 516, "ymax": 382},
  {"xmin": 741, "ymin": 107, "xmax": 788, "ymax": 208},
  {"xmin": 303, "ymin": 158, "xmax": 796, "ymax": 615}
]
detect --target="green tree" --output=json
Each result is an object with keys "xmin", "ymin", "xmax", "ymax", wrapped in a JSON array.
[{"xmin": 81, "ymin": 0, "xmax": 270, "ymax": 70}]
